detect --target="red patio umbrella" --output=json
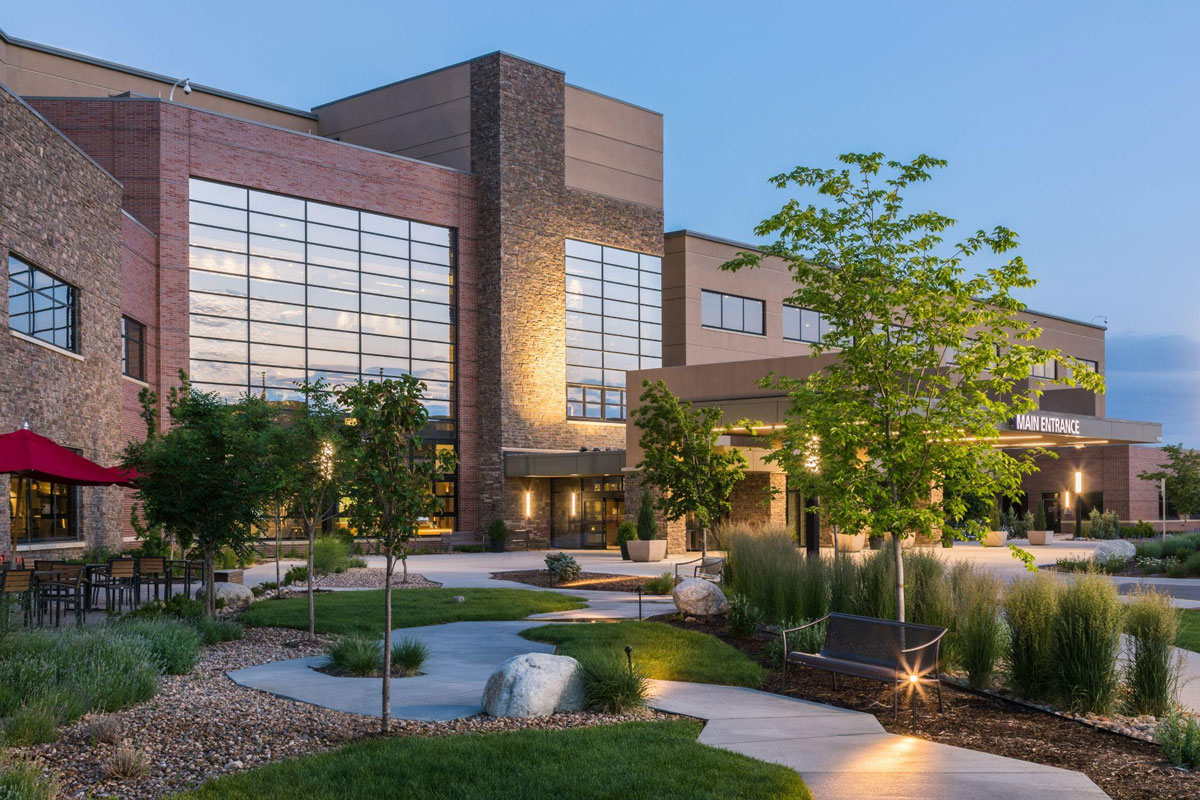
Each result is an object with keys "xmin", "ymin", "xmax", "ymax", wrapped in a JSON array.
[{"xmin": 0, "ymin": 428, "xmax": 137, "ymax": 486}]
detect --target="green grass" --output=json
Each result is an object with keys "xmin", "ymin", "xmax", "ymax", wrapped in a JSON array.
[
  {"xmin": 174, "ymin": 720, "xmax": 808, "ymax": 800},
  {"xmin": 1177, "ymin": 609, "xmax": 1200, "ymax": 654},
  {"xmin": 240, "ymin": 588, "xmax": 587, "ymax": 637},
  {"xmin": 522, "ymin": 621, "xmax": 763, "ymax": 688}
]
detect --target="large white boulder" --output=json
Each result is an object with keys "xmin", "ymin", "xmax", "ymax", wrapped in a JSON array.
[
  {"xmin": 481, "ymin": 653, "xmax": 585, "ymax": 718},
  {"xmin": 1095, "ymin": 539, "xmax": 1136, "ymax": 565},
  {"xmin": 195, "ymin": 582, "xmax": 254, "ymax": 612},
  {"xmin": 673, "ymin": 577, "xmax": 730, "ymax": 616}
]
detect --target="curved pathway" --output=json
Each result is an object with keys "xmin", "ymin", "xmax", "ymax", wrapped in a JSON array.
[{"xmin": 230, "ymin": 616, "xmax": 1109, "ymax": 800}]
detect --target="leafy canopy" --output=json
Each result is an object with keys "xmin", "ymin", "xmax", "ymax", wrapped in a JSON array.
[
  {"xmin": 633, "ymin": 380, "xmax": 747, "ymax": 534},
  {"xmin": 723, "ymin": 153, "xmax": 1105, "ymax": 544}
]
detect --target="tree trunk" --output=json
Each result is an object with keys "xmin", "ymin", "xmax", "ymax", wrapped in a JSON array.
[
  {"xmin": 307, "ymin": 523, "xmax": 316, "ymax": 641},
  {"xmin": 700, "ymin": 525, "xmax": 707, "ymax": 560},
  {"xmin": 381, "ymin": 552, "xmax": 394, "ymax": 733},
  {"xmin": 204, "ymin": 546, "xmax": 216, "ymax": 619},
  {"xmin": 892, "ymin": 532, "xmax": 905, "ymax": 623},
  {"xmin": 401, "ymin": 545, "xmax": 408, "ymax": 583},
  {"xmin": 275, "ymin": 501, "xmax": 282, "ymax": 601}
]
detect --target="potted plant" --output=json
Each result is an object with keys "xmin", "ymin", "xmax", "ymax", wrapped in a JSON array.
[
  {"xmin": 617, "ymin": 521, "xmax": 636, "ymax": 560},
  {"xmin": 868, "ymin": 533, "xmax": 885, "ymax": 550},
  {"xmin": 941, "ymin": 527, "xmax": 956, "ymax": 548},
  {"xmin": 981, "ymin": 500, "xmax": 1006, "ymax": 547},
  {"xmin": 836, "ymin": 530, "xmax": 867, "ymax": 552},
  {"xmin": 1028, "ymin": 501, "xmax": 1052, "ymax": 546},
  {"xmin": 487, "ymin": 518, "xmax": 508, "ymax": 553},
  {"xmin": 628, "ymin": 493, "xmax": 666, "ymax": 562}
]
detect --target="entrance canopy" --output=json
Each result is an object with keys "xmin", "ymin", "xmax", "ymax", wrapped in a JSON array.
[{"xmin": 0, "ymin": 429, "xmax": 136, "ymax": 486}]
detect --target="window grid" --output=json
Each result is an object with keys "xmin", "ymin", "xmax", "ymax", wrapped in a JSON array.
[
  {"xmin": 6, "ymin": 255, "xmax": 77, "ymax": 352},
  {"xmin": 122, "ymin": 316, "xmax": 146, "ymax": 381},
  {"xmin": 1031, "ymin": 359, "xmax": 1057, "ymax": 379},
  {"xmin": 700, "ymin": 289, "xmax": 764, "ymax": 336},
  {"xmin": 782, "ymin": 304, "xmax": 824, "ymax": 343},
  {"xmin": 564, "ymin": 239, "xmax": 662, "ymax": 421}
]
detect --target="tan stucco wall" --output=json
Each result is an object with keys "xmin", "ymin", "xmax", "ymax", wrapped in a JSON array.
[{"xmin": 564, "ymin": 85, "xmax": 662, "ymax": 209}]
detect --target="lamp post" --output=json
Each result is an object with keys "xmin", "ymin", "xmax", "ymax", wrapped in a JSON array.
[{"xmin": 1074, "ymin": 470, "xmax": 1083, "ymax": 537}]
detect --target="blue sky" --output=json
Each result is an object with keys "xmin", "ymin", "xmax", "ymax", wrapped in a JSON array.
[{"xmin": 6, "ymin": 0, "xmax": 1197, "ymax": 444}]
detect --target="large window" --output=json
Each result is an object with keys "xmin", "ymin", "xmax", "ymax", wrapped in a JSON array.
[
  {"xmin": 9, "ymin": 477, "xmax": 78, "ymax": 546},
  {"xmin": 565, "ymin": 239, "xmax": 662, "ymax": 421},
  {"xmin": 1030, "ymin": 358, "xmax": 1057, "ymax": 379},
  {"xmin": 782, "ymin": 305, "xmax": 824, "ymax": 343},
  {"xmin": 188, "ymin": 178, "xmax": 458, "ymax": 531},
  {"xmin": 122, "ymin": 316, "xmax": 146, "ymax": 381},
  {"xmin": 7, "ymin": 255, "xmax": 77, "ymax": 352},
  {"xmin": 701, "ymin": 290, "xmax": 764, "ymax": 335}
]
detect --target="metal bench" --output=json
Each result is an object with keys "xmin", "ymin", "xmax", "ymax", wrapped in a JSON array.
[
  {"xmin": 437, "ymin": 531, "xmax": 483, "ymax": 553},
  {"xmin": 780, "ymin": 612, "xmax": 947, "ymax": 718},
  {"xmin": 674, "ymin": 556, "xmax": 725, "ymax": 584}
]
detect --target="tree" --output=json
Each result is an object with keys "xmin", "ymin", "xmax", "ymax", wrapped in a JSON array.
[
  {"xmin": 336, "ymin": 376, "xmax": 456, "ymax": 732},
  {"xmin": 723, "ymin": 153, "xmax": 1104, "ymax": 621},
  {"xmin": 1138, "ymin": 444, "xmax": 1200, "ymax": 532},
  {"xmin": 123, "ymin": 373, "xmax": 275, "ymax": 618},
  {"xmin": 632, "ymin": 380, "xmax": 747, "ymax": 557},
  {"xmin": 269, "ymin": 379, "xmax": 347, "ymax": 638}
]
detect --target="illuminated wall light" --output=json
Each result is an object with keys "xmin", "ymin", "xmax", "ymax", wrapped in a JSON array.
[
  {"xmin": 571, "ymin": 491, "xmax": 577, "ymax": 516},
  {"xmin": 1074, "ymin": 470, "xmax": 1083, "ymax": 494},
  {"xmin": 525, "ymin": 490, "xmax": 532, "ymax": 518},
  {"xmin": 1064, "ymin": 490, "xmax": 1071, "ymax": 508}
]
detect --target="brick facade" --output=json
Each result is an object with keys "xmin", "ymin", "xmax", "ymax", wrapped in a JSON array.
[
  {"xmin": 0, "ymin": 85, "xmax": 125, "ymax": 559},
  {"xmin": 1024, "ymin": 444, "xmax": 1173, "ymax": 526}
]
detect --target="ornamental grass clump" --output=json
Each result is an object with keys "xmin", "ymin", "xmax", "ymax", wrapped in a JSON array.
[
  {"xmin": 950, "ymin": 568, "xmax": 1003, "ymax": 690},
  {"xmin": 1123, "ymin": 589, "xmax": 1181, "ymax": 716},
  {"xmin": 390, "ymin": 637, "xmax": 429, "ymax": 677},
  {"xmin": 1053, "ymin": 573, "xmax": 1122, "ymax": 713},
  {"xmin": 579, "ymin": 653, "xmax": 649, "ymax": 714},
  {"xmin": 116, "ymin": 619, "xmax": 202, "ymax": 676},
  {"xmin": 723, "ymin": 524, "xmax": 812, "ymax": 624},
  {"xmin": 0, "ymin": 754, "xmax": 62, "ymax": 800},
  {"xmin": 327, "ymin": 635, "xmax": 383, "ymax": 677},
  {"xmin": 1002, "ymin": 573, "xmax": 1061, "ymax": 701},
  {"xmin": 312, "ymin": 536, "xmax": 352, "ymax": 575},
  {"xmin": 642, "ymin": 571, "xmax": 675, "ymax": 596},
  {"xmin": 905, "ymin": 551, "xmax": 953, "ymax": 630},
  {"xmin": 855, "ymin": 544, "xmax": 896, "ymax": 620},
  {"xmin": 828, "ymin": 554, "xmax": 860, "ymax": 614}
]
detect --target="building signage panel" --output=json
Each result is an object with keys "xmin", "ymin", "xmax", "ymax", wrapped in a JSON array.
[{"xmin": 1012, "ymin": 413, "xmax": 1082, "ymax": 436}]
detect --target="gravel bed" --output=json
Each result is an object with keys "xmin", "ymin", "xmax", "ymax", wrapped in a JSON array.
[
  {"xmin": 8, "ymin": 627, "xmax": 667, "ymax": 799},
  {"xmin": 316, "ymin": 569, "xmax": 442, "ymax": 590}
]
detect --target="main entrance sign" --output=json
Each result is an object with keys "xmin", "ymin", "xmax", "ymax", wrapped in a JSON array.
[{"xmin": 1012, "ymin": 413, "xmax": 1082, "ymax": 436}]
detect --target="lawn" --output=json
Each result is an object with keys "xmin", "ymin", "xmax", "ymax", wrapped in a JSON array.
[
  {"xmin": 1178, "ymin": 609, "xmax": 1200, "ymax": 653},
  {"xmin": 175, "ymin": 720, "xmax": 808, "ymax": 800},
  {"xmin": 522, "ymin": 621, "xmax": 763, "ymax": 688},
  {"xmin": 240, "ymin": 588, "xmax": 587, "ymax": 637}
]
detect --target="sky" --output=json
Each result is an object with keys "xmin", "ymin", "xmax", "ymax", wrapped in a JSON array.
[{"xmin": 5, "ymin": 0, "xmax": 1198, "ymax": 445}]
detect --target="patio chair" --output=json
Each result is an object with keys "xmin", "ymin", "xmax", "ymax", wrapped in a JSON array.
[
  {"xmin": 92, "ymin": 558, "xmax": 137, "ymax": 612},
  {"xmin": 37, "ymin": 565, "xmax": 86, "ymax": 627},
  {"xmin": 136, "ymin": 557, "xmax": 167, "ymax": 602},
  {"xmin": 0, "ymin": 568, "xmax": 35, "ymax": 627}
]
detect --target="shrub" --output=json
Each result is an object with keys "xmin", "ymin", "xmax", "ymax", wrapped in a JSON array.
[
  {"xmin": 636, "ymin": 490, "xmax": 658, "ymax": 540},
  {"xmin": 0, "ymin": 754, "xmax": 61, "ymax": 800},
  {"xmin": 390, "ymin": 637, "xmax": 429, "ymax": 676},
  {"xmin": 103, "ymin": 744, "xmax": 150, "ymax": 780},
  {"xmin": 1122, "ymin": 520, "xmax": 1156, "ymax": 539},
  {"xmin": 783, "ymin": 619, "xmax": 826, "ymax": 656},
  {"xmin": 1166, "ymin": 551, "xmax": 1200, "ymax": 578},
  {"xmin": 1002, "ymin": 574, "xmax": 1060, "ymax": 701},
  {"xmin": 312, "ymin": 537, "xmax": 352, "ymax": 575},
  {"xmin": 949, "ymin": 566, "xmax": 1002, "ymax": 689},
  {"xmin": 117, "ymin": 620, "xmax": 202, "ymax": 675},
  {"xmin": 195, "ymin": 618, "xmax": 243, "ymax": 646},
  {"xmin": 726, "ymin": 594, "xmax": 761, "ymax": 638},
  {"xmin": 283, "ymin": 565, "xmax": 309, "ymax": 586},
  {"xmin": 642, "ymin": 572, "xmax": 675, "ymax": 596},
  {"xmin": 1123, "ymin": 590, "xmax": 1181, "ymax": 716},
  {"xmin": 1157, "ymin": 711, "xmax": 1200, "ymax": 769},
  {"xmin": 87, "ymin": 714, "xmax": 122, "ymax": 745},
  {"xmin": 1033, "ymin": 501, "xmax": 1048, "ymax": 532},
  {"xmin": 545, "ymin": 553, "xmax": 581, "ymax": 584},
  {"xmin": 616, "ymin": 521, "xmax": 637, "ymax": 545},
  {"xmin": 1086, "ymin": 508, "xmax": 1121, "ymax": 540},
  {"xmin": 579, "ymin": 653, "xmax": 649, "ymax": 713},
  {"xmin": 905, "ymin": 551, "xmax": 953, "ymax": 630},
  {"xmin": 1, "ymin": 700, "xmax": 59, "ymax": 746},
  {"xmin": 327, "ymin": 636, "xmax": 382, "ymax": 677},
  {"xmin": 1053, "ymin": 573, "xmax": 1122, "ymax": 713},
  {"xmin": 487, "ymin": 518, "xmax": 508, "ymax": 548}
]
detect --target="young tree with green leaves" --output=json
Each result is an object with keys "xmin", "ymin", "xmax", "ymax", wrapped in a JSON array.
[
  {"xmin": 122, "ymin": 373, "xmax": 276, "ymax": 618},
  {"xmin": 724, "ymin": 153, "xmax": 1104, "ymax": 621},
  {"xmin": 632, "ymin": 380, "xmax": 747, "ymax": 557},
  {"xmin": 1138, "ymin": 444, "xmax": 1200, "ymax": 533},
  {"xmin": 336, "ymin": 375, "xmax": 456, "ymax": 732},
  {"xmin": 268, "ymin": 379, "xmax": 347, "ymax": 638}
]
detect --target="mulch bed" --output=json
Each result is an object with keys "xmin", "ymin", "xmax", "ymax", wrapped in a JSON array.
[
  {"xmin": 491, "ymin": 570, "xmax": 671, "ymax": 594},
  {"xmin": 654, "ymin": 613, "xmax": 1200, "ymax": 800}
]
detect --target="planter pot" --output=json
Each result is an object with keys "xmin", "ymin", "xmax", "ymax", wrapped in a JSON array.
[
  {"xmin": 980, "ymin": 530, "xmax": 1007, "ymax": 548},
  {"xmin": 941, "ymin": 537, "xmax": 954, "ymax": 549},
  {"xmin": 489, "ymin": 539, "xmax": 504, "ymax": 553},
  {"xmin": 836, "ymin": 532, "xmax": 866, "ymax": 552},
  {"xmin": 619, "ymin": 541, "xmax": 630, "ymax": 560},
  {"xmin": 627, "ymin": 539, "xmax": 667, "ymax": 562},
  {"xmin": 868, "ymin": 535, "xmax": 885, "ymax": 551},
  {"xmin": 1027, "ymin": 530, "xmax": 1053, "ymax": 546}
]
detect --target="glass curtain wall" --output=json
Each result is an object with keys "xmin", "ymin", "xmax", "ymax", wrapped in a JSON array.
[{"xmin": 564, "ymin": 240, "xmax": 662, "ymax": 421}]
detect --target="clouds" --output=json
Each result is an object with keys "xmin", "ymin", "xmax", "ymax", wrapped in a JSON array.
[{"xmin": 1104, "ymin": 332, "xmax": 1200, "ymax": 448}]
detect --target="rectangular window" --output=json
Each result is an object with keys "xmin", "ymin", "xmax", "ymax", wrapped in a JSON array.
[
  {"xmin": 782, "ymin": 305, "xmax": 824, "ymax": 343},
  {"xmin": 564, "ymin": 241, "xmax": 661, "ymax": 421},
  {"xmin": 1075, "ymin": 358, "xmax": 1099, "ymax": 374},
  {"xmin": 9, "ymin": 477, "xmax": 79, "ymax": 546},
  {"xmin": 700, "ymin": 290, "xmax": 764, "ymax": 335},
  {"xmin": 1031, "ymin": 358, "xmax": 1057, "ymax": 379},
  {"xmin": 6, "ymin": 255, "xmax": 77, "ymax": 352},
  {"xmin": 122, "ymin": 316, "xmax": 146, "ymax": 381}
]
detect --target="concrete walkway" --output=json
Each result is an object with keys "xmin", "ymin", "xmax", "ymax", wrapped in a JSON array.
[{"xmin": 229, "ymin": 618, "xmax": 1110, "ymax": 799}]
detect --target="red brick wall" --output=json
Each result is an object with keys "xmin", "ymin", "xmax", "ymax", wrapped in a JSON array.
[{"xmin": 32, "ymin": 98, "xmax": 482, "ymax": 535}]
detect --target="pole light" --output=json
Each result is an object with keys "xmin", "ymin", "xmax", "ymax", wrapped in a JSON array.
[{"xmin": 1074, "ymin": 470, "xmax": 1083, "ymax": 537}]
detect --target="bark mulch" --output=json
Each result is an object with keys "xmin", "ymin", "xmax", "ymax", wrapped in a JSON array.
[
  {"xmin": 654, "ymin": 614, "xmax": 1199, "ymax": 800},
  {"xmin": 491, "ymin": 570, "xmax": 671, "ymax": 594}
]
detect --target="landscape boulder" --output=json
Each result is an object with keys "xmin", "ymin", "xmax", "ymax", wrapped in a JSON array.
[
  {"xmin": 673, "ymin": 577, "xmax": 730, "ymax": 616},
  {"xmin": 481, "ymin": 653, "xmax": 585, "ymax": 718},
  {"xmin": 195, "ymin": 581, "xmax": 254, "ymax": 612},
  {"xmin": 1094, "ymin": 539, "xmax": 1136, "ymax": 565}
]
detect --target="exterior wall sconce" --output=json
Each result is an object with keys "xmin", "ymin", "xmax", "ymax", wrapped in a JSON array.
[
  {"xmin": 525, "ymin": 490, "xmax": 532, "ymax": 519},
  {"xmin": 571, "ymin": 491, "xmax": 577, "ymax": 517},
  {"xmin": 1074, "ymin": 470, "xmax": 1083, "ymax": 494}
]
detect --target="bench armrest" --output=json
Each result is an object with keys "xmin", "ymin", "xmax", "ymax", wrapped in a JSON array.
[
  {"xmin": 779, "ymin": 615, "xmax": 830, "ymax": 655},
  {"xmin": 899, "ymin": 628, "xmax": 948, "ymax": 654},
  {"xmin": 674, "ymin": 557, "xmax": 704, "ymax": 579}
]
